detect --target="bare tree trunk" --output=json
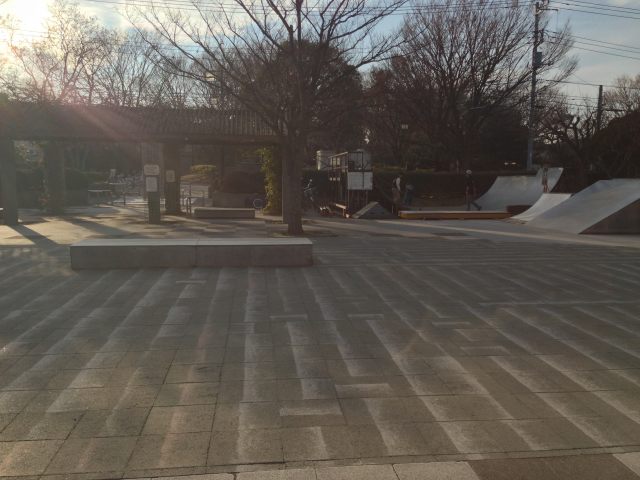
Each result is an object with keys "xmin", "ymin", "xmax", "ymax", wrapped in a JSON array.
[
  {"xmin": 283, "ymin": 136, "xmax": 304, "ymax": 235},
  {"xmin": 0, "ymin": 140, "xmax": 19, "ymax": 225},
  {"xmin": 281, "ymin": 147, "xmax": 292, "ymax": 225},
  {"xmin": 43, "ymin": 142, "xmax": 66, "ymax": 215}
]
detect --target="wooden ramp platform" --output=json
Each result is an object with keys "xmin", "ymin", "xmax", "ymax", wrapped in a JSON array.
[{"xmin": 399, "ymin": 210, "xmax": 513, "ymax": 220}]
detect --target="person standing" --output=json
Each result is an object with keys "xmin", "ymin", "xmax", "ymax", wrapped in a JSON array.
[
  {"xmin": 465, "ymin": 170, "xmax": 481, "ymax": 211},
  {"xmin": 403, "ymin": 183, "xmax": 415, "ymax": 206},
  {"xmin": 541, "ymin": 164, "xmax": 550, "ymax": 193},
  {"xmin": 391, "ymin": 174, "xmax": 403, "ymax": 213}
]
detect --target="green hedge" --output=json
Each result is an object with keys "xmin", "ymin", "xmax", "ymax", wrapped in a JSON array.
[
  {"xmin": 260, "ymin": 148, "xmax": 281, "ymax": 214},
  {"xmin": 372, "ymin": 171, "xmax": 503, "ymax": 200},
  {"xmin": 15, "ymin": 168, "xmax": 44, "ymax": 191},
  {"xmin": 65, "ymin": 168, "xmax": 89, "ymax": 190},
  {"xmin": 84, "ymin": 171, "xmax": 109, "ymax": 185},
  {"xmin": 219, "ymin": 171, "xmax": 265, "ymax": 194},
  {"xmin": 302, "ymin": 169, "xmax": 511, "ymax": 201},
  {"xmin": 7, "ymin": 167, "xmax": 89, "ymax": 191}
]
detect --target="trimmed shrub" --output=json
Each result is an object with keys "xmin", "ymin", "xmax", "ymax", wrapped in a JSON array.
[
  {"xmin": 260, "ymin": 148, "xmax": 281, "ymax": 214},
  {"xmin": 190, "ymin": 164, "xmax": 217, "ymax": 179},
  {"xmin": 65, "ymin": 168, "xmax": 89, "ymax": 190},
  {"xmin": 84, "ymin": 171, "xmax": 110, "ymax": 185}
]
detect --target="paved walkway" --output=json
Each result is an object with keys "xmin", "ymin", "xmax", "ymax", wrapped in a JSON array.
[
  {"xmin": 1, "ymin": 207, "xmax": 640, "ymax": 478},
  {"xmin": 126, "ymin": 454, "xmax": 640, "ymax": 478}
]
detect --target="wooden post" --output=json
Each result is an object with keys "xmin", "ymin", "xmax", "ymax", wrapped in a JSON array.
[
  {"xmin": 43, "ymin": 142, "xmax": 66, "ymax": 215},
  {"xmin": 163, "ymin": 143, "xmax": 182, "ymax": 215},
  {"xmin": 141, "ymin": 143, "xmax": 162, "ymax": 224}
]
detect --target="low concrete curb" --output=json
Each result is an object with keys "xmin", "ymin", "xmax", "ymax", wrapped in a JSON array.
[{"xmin": 70, "ymin": 238, "xmax": 313, "ymax": 269}]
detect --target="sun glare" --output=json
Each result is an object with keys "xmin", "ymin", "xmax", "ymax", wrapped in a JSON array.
[{"xmin": 2, "ymin": 0, "xmax": 51, "ymax": 40}]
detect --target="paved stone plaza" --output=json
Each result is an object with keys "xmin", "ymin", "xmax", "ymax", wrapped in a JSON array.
[{"xmin": 2, "ymin": 207, "xmax": 640, "ymax": 479}]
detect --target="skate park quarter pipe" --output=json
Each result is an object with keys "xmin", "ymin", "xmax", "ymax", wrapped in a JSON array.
[
  {"xmin": 476, "ymin": 168, "xmax": 563, "ymax": 211},
  {"xmin": 511, "ymin": 193, "xmax": 572, "ymax": 223},
  {"xmin": 527, "ymin": 179, "xmax": 640, "ymax": 234}
]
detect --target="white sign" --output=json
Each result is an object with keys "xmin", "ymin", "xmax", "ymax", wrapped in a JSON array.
[
  {"xmin": 347, "ymin": 172, "xmax": 373, "ymax": 191},
  {"xmin": 166, "ymin": 170, "xmax": 176, "ymax": 183},
  {"xmin": 145, "ymin": 176, "xmax": 159, "ymax": 193},
  {"xmin": 143, "ymin": 164, "xmax": 160, "ymax": 176}
]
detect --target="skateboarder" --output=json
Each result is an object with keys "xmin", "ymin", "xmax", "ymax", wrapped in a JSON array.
[{"xmin": 465, "ymin": 170, "xmax": 481, "ymax": 211}]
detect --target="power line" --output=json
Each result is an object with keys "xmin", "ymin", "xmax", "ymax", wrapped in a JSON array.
[
  {"xmin": 552, "ymin": 2, "xmax": 640, "ymax": 21},
  {"xmin": 563, "ymin": 0, "xmax": 640, "ymax": 15},
  {"xmin": 548, "ymin": 37, "xmax": 640, "ymax": 61},
  {"xmin": 566, "ymin": 45, "xmax": 640, "ymax": 61},
  {"xmin": 542, "ymin": 78, "xmax": 640, "ymax": 91},
  {"xmin": 78, "ymin": 0, "xmax": 531, "ymax": 15},
  {"xmin": 548, "ymin": 31, "xmax": 640, "ymax": 55}
]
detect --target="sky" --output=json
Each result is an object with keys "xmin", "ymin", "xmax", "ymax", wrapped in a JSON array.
[{"xmin": 1, "ymin": 0, "xmax": 640, "ymax": 101}]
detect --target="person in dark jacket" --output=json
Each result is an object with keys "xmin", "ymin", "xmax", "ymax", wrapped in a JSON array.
[{"xmin": 465, "ymin": 170, "xmax": 481, "ymax": 211}]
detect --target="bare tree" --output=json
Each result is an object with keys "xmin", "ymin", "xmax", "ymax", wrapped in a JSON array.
[
  {"xmin": 4, "ymin": 0, "xmax": 109, "ymax": 103},
  {"xmin": 538, "ymin": 92, "xmax": 597, "ymax": 187},
  {"xmin": 364, "ymin": 68, "xmax": 408, "ymax": 167},
  {"xmin": 94, "ymin": 31, "xmax": 163, "ymax": 107},
  {"xmin": 130, "ymin": 0, "xmax": 407, "ymax": 234},
  {"xmin": 379, "ymin": 0, "xmax": 575, "ymax": 170},
  {"xmin": 604, "ymin": 74, "xmax": 640, "ymax": 118},
  {"xmin": 592, "ymin": 110, "xmax": 640, "ymax": 178},
  {"xmin": 153, "ymin": 57, "xmax": 198, "ymax": 109}
]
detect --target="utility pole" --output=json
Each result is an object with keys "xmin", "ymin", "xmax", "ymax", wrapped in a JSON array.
[
  {"xmin": 596, "ymin": 84, "xmax": 604, "ymax": 132},
  {"xmin": 526, "ymin": 1, "xmax": 549, "ymax": 171}
]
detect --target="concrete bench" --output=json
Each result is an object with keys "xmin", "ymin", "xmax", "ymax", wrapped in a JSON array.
[
  {"xmin": 70, "ymin": 238, "xmax": 313, "ymax": 269},
  {"xmin": 193, "ymin": 207, "xmax": 255, "ymax": 219}
]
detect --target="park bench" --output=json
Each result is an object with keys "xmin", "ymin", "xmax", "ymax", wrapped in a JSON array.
[{"xmin": 70, "ymin": 238, "xmax": 313, "ymax": 269}]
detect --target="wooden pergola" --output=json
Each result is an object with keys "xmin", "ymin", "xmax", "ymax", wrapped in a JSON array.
[
  {"xmin": 0, "ymin": 102, "xmax": 277, "ymax": 144},
  {"xmin": 0, "ymin": 102, "xmax": 278, "ymax": 225}
]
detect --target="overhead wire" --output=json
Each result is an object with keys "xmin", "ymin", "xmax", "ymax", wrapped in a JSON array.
[
  {"xmin": 552, "ymin": 2, "xmax": 640, "ymax": 21},
  {"xmin": 78, "ymin": 0, "xmax": 530, "ymax": 15},
  {"xmin": 541, "ymin": 78, "xmax": 640, "ymax": 91},
  {"xmin": 548, "ymin": 31, "xmax": 640, "ymax": 55},
  {"xmin": 547, "ymin": 36, "xmax": 640, "ymax": 61},
  {"xmin": 560, "ymin": 0, "xmax": 640, "ymax": 15}
]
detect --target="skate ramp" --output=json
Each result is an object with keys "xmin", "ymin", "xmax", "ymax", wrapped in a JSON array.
[
  {"xmin": 528, "ymin": 179, "xmax": 640, "ymax": 234},
  {"xmin": 511, "ymin": 193, "xmax": 572, "ymax": 223},
  {"xmin": 475, "ymin": 168, "xmax": 563, "ymax": 211}
]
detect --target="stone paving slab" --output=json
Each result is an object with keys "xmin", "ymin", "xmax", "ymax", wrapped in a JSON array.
[
  {"xmin": 115, "ymin": 456, "xmax": 640, "ymax": 479},
  {"xmin": 2, "ymin": 209, "xmax": 640, "ymax": 478}
]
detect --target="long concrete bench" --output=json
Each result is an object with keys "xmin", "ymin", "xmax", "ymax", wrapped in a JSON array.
[
  {"xmin": 193, "ymin": 207, "xmax": 256, "ymax": 219},
  {"xmin": 70, "ymin": 238, "xmax": 313, "ymax": 269}
]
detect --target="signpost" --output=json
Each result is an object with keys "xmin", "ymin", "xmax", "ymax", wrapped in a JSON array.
[{"xmin": 143, "ymin": 162, "xmax": 161, "ymax": 224}]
